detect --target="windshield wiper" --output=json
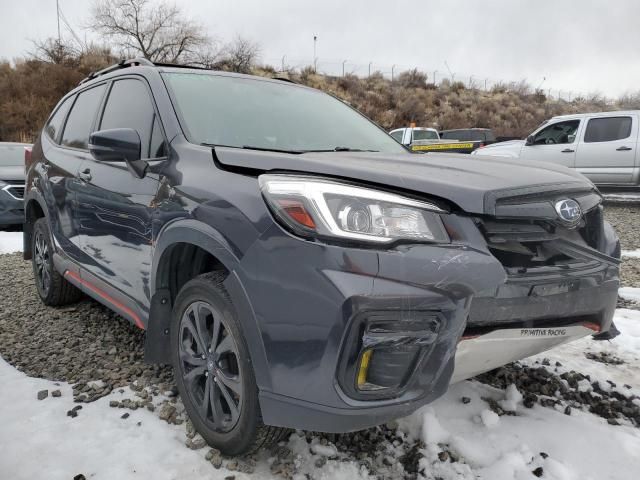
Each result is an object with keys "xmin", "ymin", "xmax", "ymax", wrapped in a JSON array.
[
  {"xmin": 201, "ymin": 143, "xmax": 305, "ymax": 155},
  {"xmin": 304, "ymin": 147, "xmax": 380, "ymax": 152}
]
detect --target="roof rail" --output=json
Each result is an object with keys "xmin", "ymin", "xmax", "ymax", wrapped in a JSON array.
[{"xmin": 79, "ymin": 57, "xmax": 154, "ymax": 85}]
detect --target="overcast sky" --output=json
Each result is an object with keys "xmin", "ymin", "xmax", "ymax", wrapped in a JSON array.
[{"xmin": 2, "ymin": 0, "xmax": 639, "ymax": 98}]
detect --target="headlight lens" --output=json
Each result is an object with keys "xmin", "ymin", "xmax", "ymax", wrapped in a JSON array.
[{"xmin": 259, "ymin": 174, "xmax": 449, "ymax": 244}]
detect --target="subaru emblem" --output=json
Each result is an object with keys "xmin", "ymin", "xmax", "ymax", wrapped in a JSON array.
[{"xmin": 554, "ymin": 199, "xmax": 582, "ymax": 226}]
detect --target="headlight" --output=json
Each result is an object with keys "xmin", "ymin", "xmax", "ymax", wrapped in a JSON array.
[{"xmin": 259, "ymin": 174, "xmax": 449, "ymax": 244}]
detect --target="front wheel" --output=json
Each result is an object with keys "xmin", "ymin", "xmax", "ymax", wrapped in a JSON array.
[{"xmin": 171, "ymin": 272, "xmax": 287, "ymax": 455}]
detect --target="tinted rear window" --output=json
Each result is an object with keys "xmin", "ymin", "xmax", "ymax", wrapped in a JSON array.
[
  {"xmin": 584, "ymin": 117, "xmax": 632, "ymax": 143},
  {"xmin": 0, "ymin": 144, "xmax": 28, "ymax": 166},
  {"xmin": 61, "ymin": 84, "xmax": 106, "ymax": 150},
  {"xmin": 412, "ymin": 130, "xmax": 439, "ymax": 141}
]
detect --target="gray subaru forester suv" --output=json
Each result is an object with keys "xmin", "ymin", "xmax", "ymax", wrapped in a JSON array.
[{"xmin": 24, "ymin": 59, "xmax": 620, "ymax": 455}]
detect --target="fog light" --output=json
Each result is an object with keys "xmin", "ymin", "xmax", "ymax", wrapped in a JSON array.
[{"xmin": 356, "ymin": 349, "xmax": 372, "ymax": 388}]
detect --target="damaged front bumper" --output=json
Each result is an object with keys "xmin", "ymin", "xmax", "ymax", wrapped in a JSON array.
[{"xmin": 245, "ymin": 199, "xmax": 619, "ymax": 433}]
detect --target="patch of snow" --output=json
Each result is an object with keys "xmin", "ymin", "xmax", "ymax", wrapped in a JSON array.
[
  {"xmin": 622, "ymin": 249, "xmax": 640, "ymax": 258},
  {"xmin": 402, "ymin": 380, "xmax": 640, "ymax": 480},
  {"xmin": 479, "ymin": 409, "xmax": 500, "ymax": 428},
  {"xmin": 619, "ymin": 286, "xmax": 640, "ymax": 303},
  {"xmin": 0, "ymin": 231, "xmax": 22, "ymax": 254},
  {"xmin": 498, "ymin": 384, "xmax": 522, "ymax": 412}
]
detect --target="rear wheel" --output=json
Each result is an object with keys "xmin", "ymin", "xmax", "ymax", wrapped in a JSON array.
[
  {"xmin": 31, "ymin": 218, "xmax": 82, "ymax": 306},
  {"xmin": 171, "ymin": 272, "xmax": 287, "ymax": 455}
]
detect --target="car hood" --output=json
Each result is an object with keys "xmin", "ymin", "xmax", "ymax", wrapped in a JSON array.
[
  {"xmin": 0, "ymin": 165, "xmax": 25, "ymax": 182},
  {"xmin": 473, "ymin": 139, "xmax": 525, "ymax": 156},
  {"xmin": 214, "ymin": 147, "xmax": 594, "ymax": 214}
]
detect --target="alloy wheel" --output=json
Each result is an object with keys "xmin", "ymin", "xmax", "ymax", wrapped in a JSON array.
[{"xmin": 178, "ymin": 301, "xmax": 243, "ymax": 432}]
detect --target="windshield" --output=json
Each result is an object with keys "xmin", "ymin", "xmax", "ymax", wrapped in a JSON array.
[
  {"xmin": 0, "ymin": 144, "xmax": 27, "ymax": 166},
  {"xmin": 412, "ymin": 129, "xmax": 439, "ymax": 141},
  {"xmin": 163, "ymin": 73, "xmax": 405, "ymax": 154}
]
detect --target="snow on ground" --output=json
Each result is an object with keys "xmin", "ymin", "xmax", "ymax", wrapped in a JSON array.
[
  {"xmin": 524, "ymin": 308, "xmax": 640, "ymax": 393},
  {"xmin": 0, "ymin": 230, "xmax": 22, "ymax": 254},
  {"xmin": 622, "ymin": 249, "xmax": 640, "ymax": 258},
  {"xmin": 1, "ymin": 312, "xmax": 639, "ymax": 480}
]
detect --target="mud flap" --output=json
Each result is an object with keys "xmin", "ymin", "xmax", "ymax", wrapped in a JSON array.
[
  {"xmin": 144, "ymin": 288, "xmax": 173, "ymax": 364},
  {"xmin": 592, "ymin": 321, "xmax": 621, "ymax": 341}
]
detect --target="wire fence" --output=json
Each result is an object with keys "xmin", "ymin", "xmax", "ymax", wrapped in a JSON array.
[{"xmin": 262, "ymin": 55, "xmax": 586, "ymax": 102}]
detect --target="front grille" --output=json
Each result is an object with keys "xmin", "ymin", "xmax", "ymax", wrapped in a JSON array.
[
  {"xmin": 2, "ymin": 183, "xmax": 24, "ymax": 199},
  {"xmin": 476, "ymin": 208, "xmax": 605, "ymax": 274}
]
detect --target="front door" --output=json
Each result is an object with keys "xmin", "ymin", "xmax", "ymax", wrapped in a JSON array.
[
  {"xmin": 575, "ymin": 115, "xmax": 638, "ymax": 184},
  {"xmin": 519, "ymin": 119, "xmax": 582, "ymax": 168},
  {"xmin": 76, "ymin": 77, "xmax": 168, "ymax": 313}
]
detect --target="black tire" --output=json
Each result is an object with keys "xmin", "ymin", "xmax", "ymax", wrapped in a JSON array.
[
  {"xmin": 171, "ymin": 272, "xmax": 288, "ymax": 456},
  {"xmin": 31, "ymin": 218, "xmax": 82, "ymax": 306}
]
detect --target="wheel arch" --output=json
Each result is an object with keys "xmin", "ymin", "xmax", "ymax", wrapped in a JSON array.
[
  {"xmin": 23, "ymin": 192, "xmax": 49, "ymax": 260},
  {"xmin": 146, "ymin": 220, "xmax": 273, "ymax": 391}
]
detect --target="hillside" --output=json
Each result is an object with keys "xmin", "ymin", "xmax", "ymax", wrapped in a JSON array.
[{"xmin": 2, "ymin": 53, "xmax": 639, "ymax": 142}]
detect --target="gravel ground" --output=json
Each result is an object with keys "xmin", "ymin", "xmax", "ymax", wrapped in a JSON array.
[
  {"xmin": 605, "ymin": 205, "xmax": 640, "ymax": 288},
  {"xmin": 0, "ymin": 204, "xmax": 638, "ymax": 478}
]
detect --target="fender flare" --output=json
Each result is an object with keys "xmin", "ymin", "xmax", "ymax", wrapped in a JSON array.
[
  {"xmin": 22, "ymin": 189, "xmax": 50, "ymax": 260},
  {"xmin": 147, "ymin": 219, "xmax": 273, "ymax": 391}
]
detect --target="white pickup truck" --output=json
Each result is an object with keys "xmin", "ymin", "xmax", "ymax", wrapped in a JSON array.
[{"xmin": 473, "ymin": 111, "xmax": 640, "ymax": 186}]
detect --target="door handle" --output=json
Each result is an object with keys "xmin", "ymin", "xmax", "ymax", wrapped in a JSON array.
[
  {"xmin": 561, "ymin": 148, "xmax": 575, "ymax": 153},
  {"xmin": 616, "ymin": 146, "xmax": 632, "ymax": 151},
  {"xmin": 78, "ymin": 168, "xmax": 92, "ymax": 182}
]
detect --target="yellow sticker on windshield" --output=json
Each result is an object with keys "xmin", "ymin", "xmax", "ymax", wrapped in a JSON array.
[{"xmin": 412, "ymin": 143, "xmax": 475, "ymax": 151}]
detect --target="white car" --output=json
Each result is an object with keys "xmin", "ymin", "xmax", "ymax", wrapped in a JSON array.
[{"xmin": 473, "ymin": 111, "xmax": 640, "ymax": 186}]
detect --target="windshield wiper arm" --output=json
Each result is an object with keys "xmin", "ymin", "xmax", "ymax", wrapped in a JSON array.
[
  {"xmin": 201, "ymin": 143, "xmax": 305, "ymax": 155},
  {"xmin": 305, "ymin": 147, "xmax": 380, "ymax": 152}
]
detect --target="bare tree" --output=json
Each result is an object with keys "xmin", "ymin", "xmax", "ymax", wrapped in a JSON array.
[
  {"xmin": 30, "ymin": 38, "xmax": 80, "ymax": 66},
  {"xmin": 89, "ymin": 0, "xmax": 216, "ymax": 64},
  {"xmin": 215, "ymin": 36, "xmax": 260, "ymax": 74}
]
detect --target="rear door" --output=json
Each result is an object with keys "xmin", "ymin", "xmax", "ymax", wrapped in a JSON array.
[
  {"xmin": 519, "ymin": 119, "xmax": 582, "ymax": 168},
  {"xmin": 574, "ymin": 115, "xmax": 638, "ymax": 184},
  {"xmin": 75, "ymin": 77, "xmax": 168, "ymax": 312}
]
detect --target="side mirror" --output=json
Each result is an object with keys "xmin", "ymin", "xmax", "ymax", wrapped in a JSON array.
[
  {"xmin": 525, "ymin": 135, "xmax": 535, "ymax": 146},
  {"xmin": 89, "ymin": 128, "xmax": 147, "ymax": 178}
]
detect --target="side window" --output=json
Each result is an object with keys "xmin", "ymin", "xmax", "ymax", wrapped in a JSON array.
[
  {"xmin": 45, "ymin": 96, "xmax": 73, "ymax": 143},
  {"xmin": 532, "ymin": 120, "xmax": 580, "ymax": 145},
  {"xmin": 100, "ymin": 79, "xmax": 166, "ymax": 159},
  {"xmin": 61, "ymin": 85, "xmax": 106, "ymax": 149},
  {"xmin": 584, "ymin": 117, "xmax": 632, "ymax": 143},
  {"xmin": 390, "ymin": 130, "xmax": 404, "ymax": 143}
]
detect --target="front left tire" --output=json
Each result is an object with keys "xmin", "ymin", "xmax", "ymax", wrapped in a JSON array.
[{"xmin": 171, "ymin": 272, "xmax": 287, "ymax": 456}]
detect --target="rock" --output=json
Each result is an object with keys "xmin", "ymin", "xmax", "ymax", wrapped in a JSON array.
[
  {"xmin": 37, "ymin": 390, "xmax": 48, "ymax": 400},
  {"xmin": 226, "ymin": 460, "xmax": 238, "ymax": 471},
  {"xmin": 461, "ymin": 396, "xmax": 471, "ymax": 404},
  {"xmin": 121, "ymin": 413, "xmax": 130, "ymax": 419},
  {"xmin": 224, "ymin": 477, "xmax": 236, "ymax": 480},
  {"xmin": 185, "ymin": 437, "xmax": 207, "ymax": 450},
  {"xmin": 532, "ymin": 467, "xmax": 544, "ymax": 477},
  {"xmin": 73, "ymin": 475, "xmax": 86, "ymax": 480},
  {"xmin": 158, "ymin": 403, "xmax": 176, "ymax": 422},
  {"xmin": 314, "ymin": 456, "xmax": 327, "ymax": 468},
  {"xmin": 109, "ymin": 400, "xmax": 119, "ymax": 408},
  {"xmin": 51, "ymin": 390, "xmax": 62, "ymax": 398},
  {"xmin": 207, "ymin": 449, "xmax": 222, "ymax": 468},
  {"xmin": 564, "ymin": 406, "xmax": 572, "ymax": 415},
  {"xmin": 438, "ymin": 451, "xmax": 449, "ymax": 462},
  {"xmin": 67, "ymin": 409, "xmax": 78, "ymax": 418}
]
